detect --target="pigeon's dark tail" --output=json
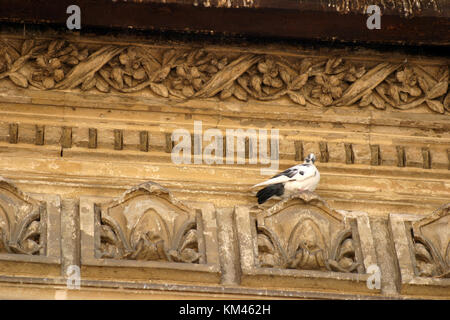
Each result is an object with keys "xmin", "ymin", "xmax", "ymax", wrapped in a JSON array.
[{"xmin": 256, "ymin": 183, "xmax": 284, "ymax": 204}]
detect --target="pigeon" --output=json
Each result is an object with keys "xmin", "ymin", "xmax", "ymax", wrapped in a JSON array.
[{"xmin": 252, "ymin": 153, "xmax": 320, "ymax": 204}]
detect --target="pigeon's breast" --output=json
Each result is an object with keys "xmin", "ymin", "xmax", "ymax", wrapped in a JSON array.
[
  {"xmin": 285, "ymin": 168, "xmax": 320, "ymax": 193},
  {"xmin": 309, "ymin": 169, "xmax": 320, "ymax": 191}
]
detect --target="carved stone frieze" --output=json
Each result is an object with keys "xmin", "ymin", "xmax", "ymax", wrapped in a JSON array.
[
  {"xmin": 0, "ymin": 38, "xmax": 448, "ymax": 113},
  {"xmin": 96, "ymin": 181, "xmax": 204, "ymax": 264},
  {"xmin": 390, "ymin": 204, "xmax": 450, "ymax": 295},
  {"xmin": 80, "ymin": 181, "xmax": 220, "ymax": 283},
  {"xmin": 0, "ymin": 173, "xmax": 447, "ymax": 297},
  {"xmin": 235, "ymin": 192, "xmax": 378, "ymax": 293},
  {"xmin": 254, "ymin": 192, "xmax": 362, "ymax": 273}
]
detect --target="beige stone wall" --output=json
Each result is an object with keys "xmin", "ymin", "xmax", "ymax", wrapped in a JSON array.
[{"xmin": 0, "ymin": 32, "xmax": 448, "ymax": 299}]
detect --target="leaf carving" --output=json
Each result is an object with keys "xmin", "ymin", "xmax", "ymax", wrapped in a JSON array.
[
  {"xmin": 81, "ymin": 75, "xmax": 96, "ymax": 91},
  {"xmin": 333, "ymin": 63, "xmax": 400, "ymax": 107},
  {"xmin": 56, "ymin": 46, "xmax": 125, "ymax": 90},
  {"xmin": 418, "ymin": 76, "xmax": 429, "ymax": 94},
  {"xmin": 134, "ymin": 47, "xmax": 161, "ymax": 80},
  {"xmin": 194, "ymin": 54, "xmax": 260, "ymax": 98},
  {"xmin": 220, "ymin": 86, "xmax": 234, "ymax": 100},
  {"xmin": 21, "ymin": 40, "xmax": 34, "ymax": 56},
  {"xmin": 162, "ymin": 49, "xmax": 177, "ymax": 66},
  {"xmin": 150, "ymin": 82, "xmax": 169, "ymax": 97},
  {"xmin": 444, "ymin": 93, "xmax": 450, "ymax": 111},
  {"xmin": 10, "ymin": 56, "xmax": 30, "ymax": 73},
  {"xmin": 95, "ymin": 75, "xmax": 110, "ymax": 93},
  {"xmin": 396, "ymin": 97, "xmax": 426, "ymax": 110},
  {"xmin": 426, "ymin": 100, "xmax": 444, "ymax": 114},
  {"xmin": 359, "ymin": 92, "xmax": 372, "ymax": 107},
  {"xmin": 371, "ymin": 92, "xmax": 386, "ymax": 110},
  {"xmin": 289, "ymin": 73, "xmax": 308, "ymax": 91},
  {"xmin": 112, "ymin": 67, "xmax": 124, "ymax": 89},
  {"xmin": 8, "ymin": 72, "xmax": 28, "ymax": 88},
  {"xmin": 389, "ymin": 85, "xmax": 401, "ymax": 104},
  {"xmin": 251, "ymin": 75, "xmax": 262, "ymax": 94},
  {"xmin": 152, "ymin": 66, "xmax": 171, "ymax": 83},
  {"xmin": 287, "ymin": 91, "xmax": 306, "ymax": 105},
  {"xmin": 233, "ymin": 84, "xmax": 248, "ymax": 101},
  {"xmin": 427, "ymin": 81, "xmax": 448, "ymax": 100}
]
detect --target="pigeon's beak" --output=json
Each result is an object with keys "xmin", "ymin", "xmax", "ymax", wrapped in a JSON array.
[{"xmin": 305, "ymin": 153, "xmax": 315, "ymax": 164}]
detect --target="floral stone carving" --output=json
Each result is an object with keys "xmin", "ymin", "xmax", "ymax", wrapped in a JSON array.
[
  {"xmin": 0, "ymin": 177, "xmax": 61, "ymax": 278},
  {"xmin": 0, "ymin": 178, "xmax": 46, "ymax": 255},
  {"xmin": 95, "ymin": 181, "xmax": 205, "ymax": 264},
  {"xmin": 80, "ymin": 182, "xmax": 220, "ymax": 283},
  {"xmin": 411, "ymin": 203, "xmax": 449, "ymax": 278},
  {"xmin": 235, "ymin": 192, "xmax": 378, "ymax": 292},
  {"xmin": 390, "ymin": 204, "xmax": 450, "ymax": 296},
  {"xmin": 0, "ymin": 38, "xmax": 448, "ymax": 113},
  {"xmin": 253, "ymin": 192, "xmax": 363, "ymax": 273}
]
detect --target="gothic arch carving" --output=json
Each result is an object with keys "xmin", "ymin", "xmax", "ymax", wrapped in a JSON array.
[
  {"xmin": 253, "ymin": 192, "xmax": 363, "ymax": 274},
  {"xmin": 235, "ymin": 192, "xmax": 377, "ymax": 293},
  {"xmin": 411, "ymin": 203, "xmax": 450, "ymax": 278},
  {"xmin": 0, "ymin": 178, "xmax": 46, "ymax": 255},
  {"xmin": 95, "ymin": 181, "xmax": 205, "ymax": 264}
]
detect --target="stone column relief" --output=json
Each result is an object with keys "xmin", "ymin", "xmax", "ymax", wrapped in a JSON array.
[
  {"xmin": 390, "ymin": 204, "xmax": 449, "ymax": 296},
  {"xmin": 79, "ymin": 181, "xmax": 220, "ymax": 283},
  {"xmin": 0, "ymin": 178, "xmax": 61, "ymax": 277},
  {"xmin": 235, "ymin": 192, "xmax": 379, "ymax": 294}
]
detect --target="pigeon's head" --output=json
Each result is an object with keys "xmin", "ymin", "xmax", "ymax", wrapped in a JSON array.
[{"xmin": 305, "ymin": 153, "xmax": 316, "ymax": 164}]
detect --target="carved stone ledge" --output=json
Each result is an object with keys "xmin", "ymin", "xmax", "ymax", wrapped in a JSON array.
[
  {"xmin": 235, "ymin": 193, "xmax": 379, "ymax": 293},
  {"xmin": 0, "ymin": 178, "xmax": 61, "ymax": 277},
  {"xmin": 80, "ymin": 181, "xmax": 220, "ymax": 283},
  {"xmin": 0, "ymin": 37, "xmax": 448, "ymax": 114},
  {"xmin": 390, "ymin": 203, "xmax": 450, "ymax": 296}
]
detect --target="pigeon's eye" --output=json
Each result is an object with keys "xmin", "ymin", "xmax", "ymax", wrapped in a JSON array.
[{"xmin": 299, "ymin": 171, "xmax": 304, "ymax": 175}]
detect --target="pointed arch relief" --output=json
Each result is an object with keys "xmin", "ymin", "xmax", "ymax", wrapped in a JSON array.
[
  {"xmin": 389, "ymin": 204, "xmax": 449, "ymax": 296},
  {"xmin": 235, "ymin": 193, "xmax": 376, "ymax": 293},
  {"xmin": 411, "ymin": 203, "xmax": 449, "ymax": 278},
  {"xmin": 0, "ymin": 178, "xmax": 46, "ymax": 256},
  {"xmin": 0, "ymin": 177, "xmax": 60, "ymax": 278},
  {"xmin": 95, "ymin": 181, "xmax": 205, "ymax": 264},
  {"xmin": 80, "ymin": 182, "xmax": 220, "ymax": 284},
  {"xmin": 252, "ymin": 192, "xmax": 363, "ymax": 274}
]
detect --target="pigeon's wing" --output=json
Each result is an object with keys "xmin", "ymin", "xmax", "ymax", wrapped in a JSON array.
[
  {"xmin": 252, "ymin": 164, "xmax": 305, "ymax": 188},
  {"xmin": 287, "ymin": 165, "xmax": 320, "ymax": 192},
  {"xmin": 295, "ymin": 164, "xmax": 316, "ymax": 180},
  {"xmin": 287, "ymin": 165, "xmax": 318, "ymax": 187}
]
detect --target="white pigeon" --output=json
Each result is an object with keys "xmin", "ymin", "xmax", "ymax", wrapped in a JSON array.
[{"xmin": 252, "ymin": 153, "xmax": 320, "ymax": 204}]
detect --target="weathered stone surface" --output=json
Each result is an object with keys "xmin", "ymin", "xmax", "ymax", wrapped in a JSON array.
[
  {"xmin": 390, "ymin": 204, "xmax": 450, "ymax": 296},
  {"xmin": 0, "ymin": 30, "xmax": 448, "ymax": 299},
  {"xmin": 79, "ymin": 182, "xmax": 221, "ymax": 284},
  {"xmin": 0, "ymin": 37, "xmax": 448, "ymax": 113},
  {"xmin": 0, "ymin": 178, "xmax": 61, "ymax": 277},
  {"xmin": 235, "ymin": 193, "xmax": 380, "ymax": 294}
]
